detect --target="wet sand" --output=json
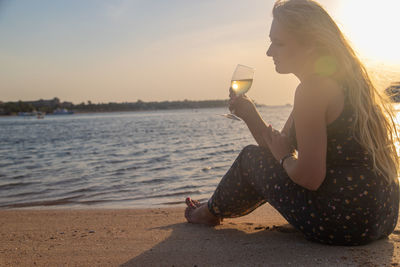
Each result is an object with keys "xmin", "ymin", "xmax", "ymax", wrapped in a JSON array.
[{"xmin": 1, "ymin": 204, "xmax": 400, "ymax": 266}]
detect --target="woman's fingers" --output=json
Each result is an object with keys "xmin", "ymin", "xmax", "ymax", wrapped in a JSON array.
[
  {"xmin": 228, "ymin": 98, "xmax": 235, "ymax": 113},
  {"xmin": 229, "ymin": 87, "xmax": 234, "ymax": 98},
  {"xmin": 228, "ymin": 94, "xmax": 256, "ymax": 120},
  {"xmin": 229, "ymin": 94, "xmax": 240, "ymax": 114}
]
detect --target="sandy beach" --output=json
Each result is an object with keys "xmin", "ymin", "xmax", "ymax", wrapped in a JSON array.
[{"xmin": 1, "ymin": 204, "xmax": 400, "ymax": 266}]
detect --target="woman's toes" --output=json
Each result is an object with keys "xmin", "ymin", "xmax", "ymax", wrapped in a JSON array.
[
  {"xmin": 186, "ymin": 197, "xmax": 201, "ymax": 209},
  {"xmin": 192, "ymin": 199, "xmax": 202, "ymax": 207},
  {"xmin": 185, "ymin": 197, "xmax": 195, "ymax": 208}
]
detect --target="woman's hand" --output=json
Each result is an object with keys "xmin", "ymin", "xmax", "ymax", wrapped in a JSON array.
[
  {"xmin": 228, "ymin": 89, "xmax": 257, "ymax": 121},
  {"xmin": 263, "ymin": 126, "xmax": 292, "ymax": 162}
]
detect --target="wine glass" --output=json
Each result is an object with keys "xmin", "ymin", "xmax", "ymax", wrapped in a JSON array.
[{"xmin": 221, "ymin": 64, "xmax": 255, "ymax": 121}]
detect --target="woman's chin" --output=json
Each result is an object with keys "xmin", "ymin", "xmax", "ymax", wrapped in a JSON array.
[
  {"xmin": 274, "ymin": 65, "xmax": 292, "ymax": 74},
  {"xmin": 275, "ymin": 67, "xmax": 288, "ymax": 74}
]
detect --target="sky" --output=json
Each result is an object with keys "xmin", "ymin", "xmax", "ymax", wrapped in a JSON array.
[{"xmin": 0, "ymin": 0, "xmax": 399, "ymax": 105}]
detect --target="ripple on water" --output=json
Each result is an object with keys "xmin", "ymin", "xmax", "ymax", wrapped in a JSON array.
[{"xmin": 0, "ymin": 181, "xmax": 37, "ymax": 191}]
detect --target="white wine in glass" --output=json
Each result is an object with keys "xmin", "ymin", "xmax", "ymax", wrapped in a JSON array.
[{"xmin": 222, "ymin": 64, "xmax": 255, "ymax": 120}]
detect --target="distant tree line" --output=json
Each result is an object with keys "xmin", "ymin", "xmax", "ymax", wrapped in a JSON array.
[
  {"xmin": 73, "ymin": 99, "xmax": 230, "ymax": 113},
  {"xmin": 0, "ymin": 98, "xmax": 231, "ymax": 115},
  {"xmin": 0, "ymin": 98, "xmax": 72, "ymax": 115}
]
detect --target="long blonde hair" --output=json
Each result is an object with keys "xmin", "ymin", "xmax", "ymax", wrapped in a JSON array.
[{"xmin": 273, "ymin": 0, "xmax": 399, "ymax": 182}]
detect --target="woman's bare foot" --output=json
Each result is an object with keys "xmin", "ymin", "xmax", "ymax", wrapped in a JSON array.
[{"xmin": 185, "ymin": 197, "xmax": 221, "ymax": 226}]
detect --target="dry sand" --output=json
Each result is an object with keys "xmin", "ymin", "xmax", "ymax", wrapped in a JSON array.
[{"xmin": 1, "ymin": 204, "xmax": 400, "ymax": 266}]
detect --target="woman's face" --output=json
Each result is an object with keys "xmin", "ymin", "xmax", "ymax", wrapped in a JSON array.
[{"xmin": 267, "ymin": 19, "xmax": 312, "ymax": 75}]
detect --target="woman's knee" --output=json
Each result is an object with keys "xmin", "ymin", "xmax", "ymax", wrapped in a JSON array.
[
  {"xmin": 238, "ymin": 145, "xmax": 265, "ymax": 170},
  {"xmin": 240, "ymin": 144, "xmax": 270, "ymax": 159},
  {"xmin": 241, "ymin": 144, "xmax": 261, "ymax": 155}
]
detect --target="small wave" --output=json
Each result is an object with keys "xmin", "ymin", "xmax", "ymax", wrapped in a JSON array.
[
  {"xmin": 7, "ymin": 188, "xmax": 51, "ymax": 198},
  {"xmin": 173, "ymin": 184, "xmax": 201, "ymax": 191},
  {"xmin": 0, "ymin": 162, "xmax": 17, "ymax": 168},
  {"xmin": 192, "ymin": 175, "xmax": 221, "ymax": 181},
  {"xmin": 180, "ymin": 166, "xmax": 196, "ymax": 172},
  {"xmin": 25, "ymin": 164, "xmax": 42, "ymax": 170},
  {"xmin": 130, "ymin": 149, "xmax": 148, "ymax": 156},
  {"xmin": 202, "ymin": 143, "xmax": 230, "ymax": 149},
  {"xmin": 11, "ymin": 174, "xmax": 27, "ymax": 180},
  {"xmin": 106, "ymin": 158, "xmax": 132, "ymax": 164},
  {"xmin": 145, "ymin": 154, "xmax": 170, "ymax": 164},
  {"xmin": 124, "ymin": 165, "xmax": 141, "ymax": 171},
  {"xmin": 148, "ymin": 166, "xmax": 171, "ymax": 172},
  {"xmin": 212, "ymin": 165, "xmax": 229, "ymax": 170},
  {"xmin": 49, "ymin": 177, "xmax": 84, "ymax": 187},
  {"xmin": 67, "ymin": 187, "xmax": 95, "ymax": 194},
  {"xmin": 0, "ymin": 195, "xmax": 82, "ymax": 208},
  {"xmin": 19, "ymin": 155, "xmax": 33, "ymax": 160},
  {"xmin": 137, "ymin": 177, "xmax": 169, "ymax": 185},
  {"xmin": 207, "ymin": 149, "xmax": 235, "ymax": 156},
  {"xmin": 189, "ymin": 156, "xmax": 210, "ymax": 162},
  {"xmin": 149, "ymin": 190, "xmax": 203, "ymax": 199},
  {"xmin": 0, "ymin": 181, "xmax": 36, "ymax": 190}
]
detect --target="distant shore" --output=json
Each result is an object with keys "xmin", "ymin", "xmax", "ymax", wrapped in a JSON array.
[
  {"xmin": 0, "ymin": 98, "xmax": 283, "ymax": 116},
  {"xmin": 0, "ymin": 98, "xmax": 231, "ymax": 116}
]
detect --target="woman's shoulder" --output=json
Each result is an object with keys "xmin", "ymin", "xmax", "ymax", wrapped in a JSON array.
[
  {"xmin": 295, "ymin": 76, "xmax": 343, "ymax": 107},
  {"xmin": 294, "ymin": 75, "xmax": 345, "ymax": 125},
  {"xmin": 296, "ymin": 75, "xmax": 341, "ymax": 97}
]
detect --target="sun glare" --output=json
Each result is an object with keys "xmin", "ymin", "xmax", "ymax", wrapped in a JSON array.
[{"xmin": 336, "ymin": 0, "xmax": 400, "ymax": 65}]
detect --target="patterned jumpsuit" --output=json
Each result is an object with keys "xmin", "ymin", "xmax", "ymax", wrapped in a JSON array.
[{"xmin": 207, "ymin": 97, "xmax": 399, "ymax": 245}]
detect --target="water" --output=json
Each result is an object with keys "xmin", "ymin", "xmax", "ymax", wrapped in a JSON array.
[{"xmin": 0, "ymin": 106, "xmax": 292, "ymax": 209}]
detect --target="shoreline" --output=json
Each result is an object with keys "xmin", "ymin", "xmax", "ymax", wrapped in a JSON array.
[
  {"xmin": 1, "ymin": 204, "xmax": 400, "ymax": 266},
  {"xmin": 0, "ymin": 103, "xmax": 291, "ymax": 117}
]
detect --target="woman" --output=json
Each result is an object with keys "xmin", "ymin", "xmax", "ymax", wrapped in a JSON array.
[{"xmin": 185, "ymin": 0, "xmax": 399, "ymax": 245}]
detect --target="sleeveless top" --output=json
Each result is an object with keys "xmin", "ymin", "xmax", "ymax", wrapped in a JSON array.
[{"xmin": 288, "ymin": 92, "xmax": 397, "ymax": 207}]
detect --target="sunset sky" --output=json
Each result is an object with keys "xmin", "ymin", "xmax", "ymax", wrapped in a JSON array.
[{"xmin": 1, "ymin": 0, "xmax": 399, "ymax": 105}]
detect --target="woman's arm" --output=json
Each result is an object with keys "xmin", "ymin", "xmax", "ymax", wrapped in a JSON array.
[
  {"xmin": 282, "ymin": 85, "xmax": 327, "ymax": 190},
  {"xmin": 280, "ymin": 110, "xmax": 293, "ymax": 136},
  {"xmin": 243, "ymin": 109, "xmax": 272, "ymax": 148},
  {"xmin": 265, "ymin": 77, "xmax": 337, "ymax": 191}
]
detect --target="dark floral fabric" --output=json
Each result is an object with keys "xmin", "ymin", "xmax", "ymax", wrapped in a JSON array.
[{"xmin": 208, "ymin": 98, "xmax": 399, "ymax": 245}]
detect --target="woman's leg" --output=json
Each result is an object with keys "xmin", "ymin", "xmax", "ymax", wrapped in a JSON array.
[
  {"xmin": 186, "ymin": 144, "xmax": 281, "ymax": 225},
  {"xmin": 207, "ymin": 145, "xmax": 271, "ymax": 218},
  {"xmin": 185, "ymin": 145, "xmax": 267, "ymax": 225},
  {"xmin": 186, "ymin": 144, "xmax": 312, "ymax": 228}
]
